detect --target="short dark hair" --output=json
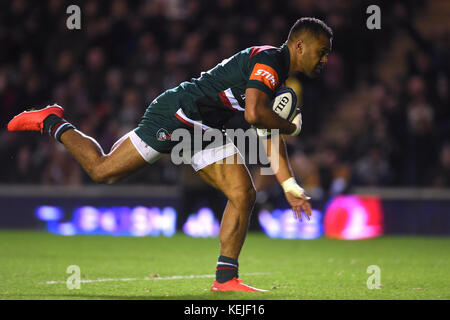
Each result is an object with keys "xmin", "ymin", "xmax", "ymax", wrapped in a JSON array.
[{"xmin": 288, "ymin": 17, "xmax": 333, "ymax": 41}]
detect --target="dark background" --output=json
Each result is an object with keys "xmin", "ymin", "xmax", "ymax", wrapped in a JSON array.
[{"xmin": 0, "ymin": 0, "xmax": 449, "ymax": 231}]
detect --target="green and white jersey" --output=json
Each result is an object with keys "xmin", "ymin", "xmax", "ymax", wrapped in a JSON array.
[
  {"xmin": 136, "ymin": 43, "xmax": 291, "ymax": 153},
  {"xmin": 173, "ymin": 43, "xmax": 291, "ymax": 129}
]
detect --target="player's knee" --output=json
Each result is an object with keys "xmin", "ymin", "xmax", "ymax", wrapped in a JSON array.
[
  {"xmin": 87, "ymin": 162, "xmax": 117, "ymax": 184},
  {"xmin": 228, "ymin": 185, "xmax": 256, "ymax": 211},
  {"xmin": 89, "ymin": 170, "xmax": 111, "ymax": 184},
  {"xmin": 92, "ymin": 173, "xmax": 117, "ymax": 184},
  {"xmin": 91, "ymin": 170, "xmax": 118, "ymax": 184}
]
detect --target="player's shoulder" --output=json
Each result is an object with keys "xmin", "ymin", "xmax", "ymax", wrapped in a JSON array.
[
  {"xmin": 228, "ymin": 45, "xmax": 283, "ymax": 68},
  {"xmin": 248, "ymin": 45, "xmax": 279, "ymax": 58},
  {"xmin": 244, "ymin": 44, "xmax": 289, "ymax": 95},
  {"xmin": 244, "ymin": 45, "xmax": 287, "ymax": 72},
  {"xmin": 240, "ymin": 45, "xmax": 281, "ymax": 60}
]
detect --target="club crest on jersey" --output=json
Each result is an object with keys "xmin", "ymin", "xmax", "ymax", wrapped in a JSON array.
[
  {"xmin": 156, "ymin": 128, "xmax": 172, "ymax": 141},
  {"xmin": 250, "ymin": 63, "xmax": 279, "ymax": 90}
]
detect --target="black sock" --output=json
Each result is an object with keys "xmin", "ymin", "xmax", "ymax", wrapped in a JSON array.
[
  {"xmin": 216, "ymin": 255, "xmax": 239, "ymax": 283},
  {"xmin": 43, "ymin": 114, "xmax": 75, "ymax": 143}
]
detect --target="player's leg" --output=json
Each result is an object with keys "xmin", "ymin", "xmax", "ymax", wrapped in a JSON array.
[
  {"xmin": 7, "ymin": 104, "xmax": 161, "ymax": 184},
  {"xmin": 195, "ymin": 151, "xmax": 266, "ymax": 292},
  {"xmin": 197, "ymin": 152, "xmax": 256, "ymax": 260},
  {"xmin": 59, "ymin": 129, "xmax": 148, "ymax": 184}
]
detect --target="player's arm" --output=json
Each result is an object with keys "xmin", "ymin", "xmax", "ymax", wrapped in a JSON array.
[
  {"xmin": 264, "ymin": 134, "xmax": 312, "ymax": 221},
  {"xmin": 244, "ymin": 88, "xmax": 297, "ymax": 135}
]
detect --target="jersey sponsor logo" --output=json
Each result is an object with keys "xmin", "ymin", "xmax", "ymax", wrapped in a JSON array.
[{"xmin": 250, "ymin": 63, "xmax": 279, "ymax": 91}]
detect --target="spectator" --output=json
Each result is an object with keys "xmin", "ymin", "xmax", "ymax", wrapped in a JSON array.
[
  {"xmin": 353, "ymin": 145, "xmax": 393, "ymax": 186},
  {"xmin": 428, "ymin": 143, "xmax": 450, "ymax": 187}
]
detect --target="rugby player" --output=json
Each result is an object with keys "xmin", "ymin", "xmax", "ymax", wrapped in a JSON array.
[{"xmin": 8, "ymin": 17, "xmax": 332, "ymax": 292}]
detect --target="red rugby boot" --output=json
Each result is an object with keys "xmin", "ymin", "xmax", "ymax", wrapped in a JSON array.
[
  {"xmin": 210, "ymin": 277, "xmax": 267, "ymax": 292},
  {"xmin": 7, "ymin": 104, "xmax": 65, "ymax": 133}
]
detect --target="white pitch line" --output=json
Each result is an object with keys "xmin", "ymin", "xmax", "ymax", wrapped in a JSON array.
[{"xmin": 41, "ymin": 272, "xmax": 271, "ymax": 285}]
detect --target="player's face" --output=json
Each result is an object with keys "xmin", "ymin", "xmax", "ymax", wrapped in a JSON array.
[{"xmin": 303, "ymin": 34, "xmax": 332, "ymax": 78}]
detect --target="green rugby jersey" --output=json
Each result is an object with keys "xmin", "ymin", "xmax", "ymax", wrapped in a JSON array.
[{"xmin": 173, "ymin": 43, "xmax": 291, "ymax": 129}]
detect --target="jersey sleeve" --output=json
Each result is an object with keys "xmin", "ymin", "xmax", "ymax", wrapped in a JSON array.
[{"xmin": 246, "ymin": 52, "xmax": 282, "ymax": 97}]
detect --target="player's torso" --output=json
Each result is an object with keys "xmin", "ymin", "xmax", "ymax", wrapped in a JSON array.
[{"xmin": 175, "ymin": 44, "xmax": 290, "ymax": 129}]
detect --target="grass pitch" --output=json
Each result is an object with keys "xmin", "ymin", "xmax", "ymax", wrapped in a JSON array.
[{"xmin": 0, "ymin": 231, "xmax": 448, "ymax": 300}]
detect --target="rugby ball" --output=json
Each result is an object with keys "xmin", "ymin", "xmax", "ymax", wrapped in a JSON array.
[{"xmin": 271, "ymin": 87, "xmax": 297, "ymax": 121}]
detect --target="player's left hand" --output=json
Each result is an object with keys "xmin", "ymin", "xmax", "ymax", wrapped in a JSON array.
[{"xmin": 285, "ymin": 191, "xmax": 312, "ymax": 221}]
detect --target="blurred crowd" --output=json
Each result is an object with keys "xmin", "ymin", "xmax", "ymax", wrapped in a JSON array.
[
  {"xmin": 282, "ymin": 0, "xmax": 450, "ymax": 201},
  {"xmin": 0, "ymin": 0, "xmax": 449, "ymax": 200}
]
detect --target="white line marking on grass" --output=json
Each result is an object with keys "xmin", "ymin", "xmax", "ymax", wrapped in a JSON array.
[{"xmin": 41, "ymin": 272, "xmax": 271, "ymax": 285}]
